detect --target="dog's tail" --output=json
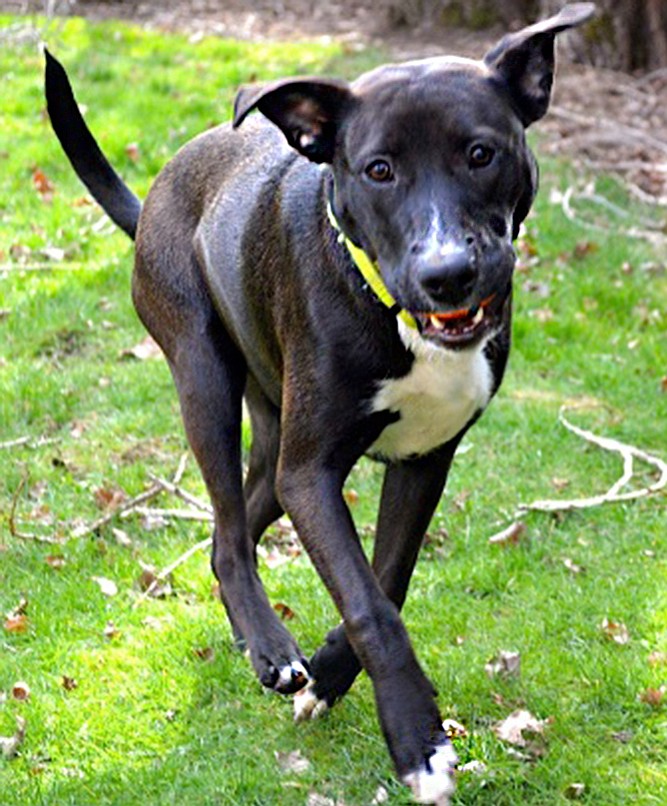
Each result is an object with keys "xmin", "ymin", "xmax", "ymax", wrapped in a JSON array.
[{"xmin": 44, "ymin": 49, "xmax": 141, "ymax": 240}]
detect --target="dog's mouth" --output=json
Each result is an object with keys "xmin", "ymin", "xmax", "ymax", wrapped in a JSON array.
[{"xmin": 413, "ymin": 294, "xmax": 499, "ymax": 347}]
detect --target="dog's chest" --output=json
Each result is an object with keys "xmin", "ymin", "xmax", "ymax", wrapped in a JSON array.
[{"xmin": 368, "ymin": 329, "xmax": 493, "ymax": 461}]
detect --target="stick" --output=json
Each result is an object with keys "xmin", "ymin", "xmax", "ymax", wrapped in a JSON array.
[
  {"xmin": 8, "ymin": 474, "xmax": 64, "ymax": 544},
  {"xmin": 133, "ymin": 537, "xmax": 213, "ymax": 608},
  {"xmin": 517, "ymin": 406, "xmax": 667, "ymax": 515},
  {"xmin": 121, "ymin": 506, "xmax": 213, "ymax": 522},
  {"xmin": 147, "ymin": 473, "xmax": 212, "ymax": 513}
]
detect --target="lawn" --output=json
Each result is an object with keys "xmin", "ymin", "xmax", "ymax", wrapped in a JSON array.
[{"xmin": 1, "ymin": 13, "xmax": 666, "ymax": 806}]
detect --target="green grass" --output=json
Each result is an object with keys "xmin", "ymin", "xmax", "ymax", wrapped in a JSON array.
[{"xmin": 1, "ymin": 13, "xmax": 666, "ymax": 806}]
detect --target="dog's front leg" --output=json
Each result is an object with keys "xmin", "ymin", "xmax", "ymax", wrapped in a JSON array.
[
  {"xmin": 278, "ymin": 446, "xmax": 457, "ymax": 803},
  {"xmin": 298, "ymin": 439, "xmax": 461, "ymax": 718}
]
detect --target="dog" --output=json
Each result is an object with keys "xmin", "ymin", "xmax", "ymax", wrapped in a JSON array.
[{"xmin": 45, "ymin": 4, "xmax": 594, "ymax": 801}]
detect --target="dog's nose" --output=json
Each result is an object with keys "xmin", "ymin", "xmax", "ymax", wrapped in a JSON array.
[{"xmin": 418, "ymin": 246, "xmax": 477, "ymax": 306}]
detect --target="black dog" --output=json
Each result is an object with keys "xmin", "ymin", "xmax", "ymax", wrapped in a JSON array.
[{"xmin": 45, "ymin": 4, "xmax": 593, "ymax": 801}]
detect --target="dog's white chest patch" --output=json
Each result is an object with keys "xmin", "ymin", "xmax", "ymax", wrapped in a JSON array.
[{"xmin": 369, "ymin": 323, "xmax": 493, "ymax": 461}]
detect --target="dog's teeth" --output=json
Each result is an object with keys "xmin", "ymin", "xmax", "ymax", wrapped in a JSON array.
[
  {"xmin": 430, "ymin": 315, "xmax": 445, "ymax": 331},
  {"xmin": 472, "ymin": 307, "xmax": 484, "ymax": 325}
]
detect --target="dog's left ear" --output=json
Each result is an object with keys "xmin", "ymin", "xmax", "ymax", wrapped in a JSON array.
[
  {"xmin": 484, "ymin": 3, "xmax": 595, "ymax": 126},
  {"xmin": 233, "ymin": 77, "xmax": 354, "ymax": 163}
]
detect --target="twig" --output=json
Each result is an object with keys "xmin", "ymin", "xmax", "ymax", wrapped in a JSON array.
[
  {"xmin": 8, "ymin": 473, "xmax": 64, "ymax": 544},
  {"xmin": 133, "ymin": 537, "xmax": 213, "ymax": 608},
  {"xmin": 517, "ymin": 406, "xmax": 667, "ymax": 515},
  {"xmin": 69, "ymin": 451, "xmax": 189, "ymax": 539},
  {"xmin": 0, "ymin": 435, "xmax": 60, "ymax": 450},
  {"xmin": 122, "ymin": 506, "xmax": 213, "ymax": 522},
  {"xmin": 147, "ymin": 473, "xmax": 213, "ymax": 513}
]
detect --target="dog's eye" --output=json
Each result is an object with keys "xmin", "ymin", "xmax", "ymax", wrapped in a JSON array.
[
  {"xmin": 365, "ymin": 160, "xmax": 394, "ymax": 183},
  {"xmin": 469, "ymin": 144, "xmax": 495, "ymax": 169}
]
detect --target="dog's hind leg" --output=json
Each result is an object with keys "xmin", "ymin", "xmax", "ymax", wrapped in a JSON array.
[
  {"xmin": 243, "ymin": 378, "xmax": 284, "ymax": 548},
  {"xmin": 134, "ymin": 256, "xmax": 308, "ymax": 694},
  {"xmin": 295, "ymin": 439, "xmax": 459, "ymax": 720}
]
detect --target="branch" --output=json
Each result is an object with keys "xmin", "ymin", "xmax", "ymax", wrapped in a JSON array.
[{"xmin": 517, "ymin": 406, "xmax": 667, "ymax": 515}]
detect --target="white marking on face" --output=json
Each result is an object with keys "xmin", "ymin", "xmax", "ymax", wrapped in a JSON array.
[{"xmin": 368, "ymin": 320, "xmax": 493, "ymax": 461}]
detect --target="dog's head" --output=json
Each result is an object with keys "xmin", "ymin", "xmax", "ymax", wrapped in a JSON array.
[{"xmin": 234, "ymin": 4, "xmax": 594, "ymax": 349}]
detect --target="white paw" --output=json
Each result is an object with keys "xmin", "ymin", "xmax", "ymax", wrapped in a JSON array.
[
  {"xmin": 403, "ymin": 743, "xmax": 458, "ymax": 804},
  {"xmin": 293, "ymin": 682, "xmax": 329, "ymax": 722},
  {"xmin": 277, "ymin": 660, "xmax": 310, "ymax": 691}
]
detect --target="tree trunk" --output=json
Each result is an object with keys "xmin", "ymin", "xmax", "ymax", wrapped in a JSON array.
[{"xmin": 384, "ymin": 0, "xmax": 667, "ymax": 72}]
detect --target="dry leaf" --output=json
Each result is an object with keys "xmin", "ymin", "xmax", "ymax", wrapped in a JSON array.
[
  {"xmin": 459, "ymin": 760, "xmax": 488, "ymax": 776},
  {"xmin": 193, "ymin": 646, "xmax": 215, "ymax": 662},
  {"xmin": 564, "ymin": 783, "xmax": 586, "ymax": 799},
  {"xmin": 485, "ymin": 650, "xmax": 521, "ymax": 679},
  {"xmin": 273, "ymin": 602, "xmax": 296, "ymax": 621},
  {"xmin": 562, "ymin": 557, "xmax": 584, "ymax": 575},
  {"xmin": 103, "ymin": 620, "xmax": 120, "ymax": 640},
  {"xmin": 639, "ymin": 686, "xmax": 665, "ymax": 707},
  {"xmin": 136, "ymin": 567, "xmax": 173, "ymax": 599},
  {"xmin": 371, "ymin": 785, "xmax": 389, "ymax": 804},
  {"xmin": 61, "ymin": 676, "xmax": 78, "ymax": 692},
  {"xmin": 343, "ymin": 488, "xmax": 359, "ymax": 505},
  {"xmin": 11, "ymin": 681, "xmax": 30, "ymax": 701},
  {"xmin": 0, "ymin": 716, "xmax": 26, "ymax": 760},
  {"xmin": 45, "ymin": 554, "xmax": 66, "ymax": 569},
  {"xmin": 120, "ymin": 335, "xmax": 163, "ymax": 361},
  {"xmin": 306, "ymin": 794, "xmax": 336, "ymax": 806},
  {"xmin": 3, "ymin": 614, "xmax": 28, "ymax": 634},
  {"xmin": 91, "ymin": 576, "xmax": 118, "ymax": 597},
  {"xmin": 125, "ymin": 142, "xmax": 140, "ymax": 162},
  {"xmin": 488, "ymin": 521, "xmax": 526, "ymax": 547},
  {"xmin": 442, "ymin": 718, "xmax": 468, "ymax": 739},
  {"xmin": 600, "ymin": 617, "xmax": 630, "ymax": 645},
  {"xmin": 32, "ymin": 166, "xmax": 55, "ymax": 202},
  {"xmin": 275, "ymin": 748, "xmax": 311, "ymax": 774},
  {"xmin": 112, "ymin": 528, "xmax": 133, "ymax": 548},
  {"xmin": 93, "ymin": 486, "xmax": 127, "ymax": 512},
  {"xmin": 551, "ymin": 476, "xmax": 570, "ymax": 491},
  {"xmin": 648, "ymin": 651, "xmax": 667, "ymax": 667},
  {"xmin": 494, "ymin": 709, "xmax": 547, "ymax": 747}
]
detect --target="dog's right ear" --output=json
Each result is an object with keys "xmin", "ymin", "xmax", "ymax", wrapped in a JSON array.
[{"xmin": 233, "ymin": 78, "xmax": 354, "ymax": 164}]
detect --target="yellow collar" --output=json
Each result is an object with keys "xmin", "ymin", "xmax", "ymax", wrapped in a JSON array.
[{"xmin": 327, "ymin": 204, "xmax": 418, "ymax": 330}]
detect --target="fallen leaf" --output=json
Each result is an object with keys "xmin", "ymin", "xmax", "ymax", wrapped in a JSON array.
[
  {"xmin": 125, "ymin": 142, "xmax": 140, "ymax": 162},
  {"xmin": 485, "ymin": 650, "xmax": 521, "ymax": 679},
  {"xmin": 551, "ymin": 476, "xmax": 570, "ymax": 491},
  {"xmin": 648, "ymin": 651, "xmax": 667, "ymax": 667},
  {"xmin": 371, "ymin": 785, "xmax": 389, "ymax": 804},
  {"xmin": 0, "ymin": 716, "xmax": 26, "ymax": 759},
  {"xmin": 442, "ymin": 718, "xmax": 468, "ymax": 739},
  {"xmin": 273, "ymin": 602, "xmax": 296, "ymax": 621},
  {"xmin": 306, "ymin": 794, "xmax": 336, "ymax": 806},
  {"xmin": 93, "ymin": 486, "xmax": 127, "ymax": 512},
  {"xmin": 564, "ymin": 782, "xmax": 586, "ymax": 799},
  {"xmin": 530, "ymin": 307, "xmax": 554, "ymax": 323},
  {"xmin": 45, "ymin": 554, "xmax": 66, "ymax": 570},
  {"xmin": 660, "ymin": 376, "xmax": 667, "ymax": 393},
  {"xmin": 12, "ymin": 681, "xmax": 30, "ymax": 701},
  {"xmin": 193, "ymin": 646, "xmax": 215, "ymax": 662},
  {"xmin": 3, "ymin": 614, "xmax": 28, "ymax": 634},
  {"xmin": 275, "ymin": 748, "xmax": 311, "ymax": 774},
  {"xmin": 103, "ymin": 620, "xmax": 120, "ymax": 640},
  {"xmin": 639, "ymin": 686, "xmax": 665, "ymax": 707},
  {"xmin": 562, "ymin": 557, "xmax": 584, "ymax": 575},
  {"xmin": 343, "ymin": 489, "xmax": 359, "ymax": 505},
  {"xmin": 488, "ymin": 521, "xmax": 526, "ymax": 547},
  {"xmin": 112, "ymin": 527, "xmax": 133, "ymax": 548},
  {"xmin": 61, "ymin": 676, "xmax": 78, "ymax": 692},
  {"xmin": 611, "ymin": 730, "xmax": 633, "ymax": 743},
  {"xmin": 91, "ymin": 576, "xmax": 118, "ymax": 597},
  {"xmin": 600, "ymin": 617, "xmax": 630, "ymax": 645},
  {"xmin": 32, "ymin": 166, "xmax": 55, "ymax": 202},
  {"xmin": 573, "ymin": 240, "xmax": 599, "ymax": 259},
  {"xmin": 120, "ymin": 335, "xmax": 163, "ymax": 361},
  {"xmin": 136, "ymin": 567, "xmax": 173, "ymax": 599},
  {"xmin": 493, "ymin": 709, "xmax": 547, "ymax": 747},
  {"xmin": 459, "ymin": 760, "xmax": 488, "ymax": 776}
]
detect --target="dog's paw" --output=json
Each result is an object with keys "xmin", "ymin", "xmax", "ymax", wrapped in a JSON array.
[
  {"xmin": 293, "ymin": 681, "xmax": 329, "ymax": 722},
  {"xmin": 402, "ymin": 742, "xmax": 458, "ymax": 805}
]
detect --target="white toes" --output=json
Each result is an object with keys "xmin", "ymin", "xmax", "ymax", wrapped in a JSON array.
[
  {"xmin": 278, "ymin": 660, "xmax": 311, "ymax": 689},
  {"xmin": 403, "ymin": 743, "xmax": 458, "ymax": 805},
  {"xmin": 293, "ymin": 682, "xmax": 329, "ymax": 722}
]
